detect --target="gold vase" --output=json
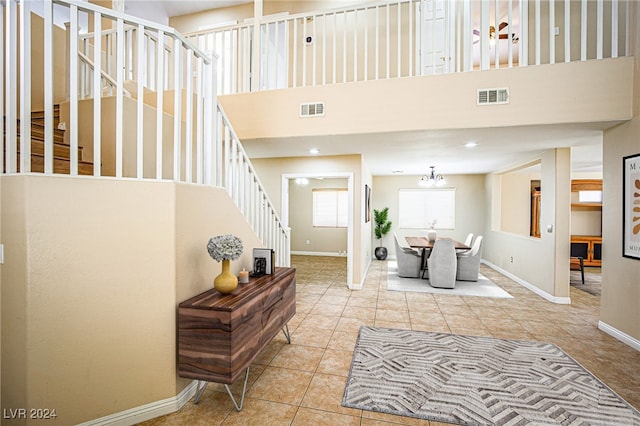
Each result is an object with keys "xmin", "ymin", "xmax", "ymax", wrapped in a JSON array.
[{"xmin": 214, "ymin": 259, "xmax": 238, "ymax": 294}]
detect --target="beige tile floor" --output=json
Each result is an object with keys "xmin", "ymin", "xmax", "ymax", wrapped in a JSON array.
[{"xmin": 141, "ymin": 256, "xmax": 639, "ymax": 425}]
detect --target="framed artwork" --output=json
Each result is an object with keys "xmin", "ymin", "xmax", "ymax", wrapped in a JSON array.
[
  {"xmin": 365, "ymin": 184, "xmax": 372, "ymax": 223},
  {"xmin": 623, "ymin": 153, "xmax": 640, "ymax": 260}
]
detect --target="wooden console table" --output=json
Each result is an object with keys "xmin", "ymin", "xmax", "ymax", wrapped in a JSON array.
[{"xmin": 177, "ymin": 267, "xmax": 296, "ymax": 410}]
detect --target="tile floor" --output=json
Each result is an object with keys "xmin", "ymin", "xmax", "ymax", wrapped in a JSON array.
[{"xmin": 141, "ymin": 256, "xmax": 639, "ymax": 425}]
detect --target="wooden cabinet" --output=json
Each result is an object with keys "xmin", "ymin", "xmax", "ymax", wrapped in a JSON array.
[
  {"xmin": 571, "ymin": 235, "xmax": 602, "ymax": 267},
  {"xmin": 570, "ymin": 179, "xmax": 602, "ymax": 267},
  {"xmin": 177, "ymin": 267, "xmax": 296, "ymax": 385},
  {"xmin": 530, "ymin": 188, "xmax": 541, "ymax": 238}
]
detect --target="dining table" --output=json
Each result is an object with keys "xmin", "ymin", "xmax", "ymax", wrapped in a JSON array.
[
  {"xmin": 405, "ymin": 236, "xmax": 471, "ymax": 278},
  {"xmin": 405, "ymin": 236, "xmax": 470, "ymax": 251}
]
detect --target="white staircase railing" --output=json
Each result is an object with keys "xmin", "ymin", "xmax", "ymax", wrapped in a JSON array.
[
  {"xmin": 1, "ymin": 0, "xmax": 290, "ymax": 266},
  {"xmin": 216, "ymin": 106, "xmax": 290, "ymax": 266},
  {"xmin": 185, "ymin": 0, "xmax": 632, "ymax": 95}
]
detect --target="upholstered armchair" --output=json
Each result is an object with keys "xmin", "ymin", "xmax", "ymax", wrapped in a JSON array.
[
  {"xmin": 456, "ymin": 235, "xmax": 483, "ymax": 281},
  {"xmin": 393, "ymin": 233, "xmax": 422, "ymax": 278},
  {"xmin": 427, "ymin": 238, "xmax": 457, "ymax": 288}
]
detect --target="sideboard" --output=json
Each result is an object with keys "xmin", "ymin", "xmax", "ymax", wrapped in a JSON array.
[{"xmin": 177, "ymin": 267, "xmax": 296, "ymax": 410}]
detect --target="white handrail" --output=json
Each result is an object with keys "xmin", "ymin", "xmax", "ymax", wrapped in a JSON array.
[
  {"xmin": 77, "ymin": 50, "xmax": 131, "ymax": 97},
  {"xmin": 185, "ymin": 0, "xmax": 630, "ymax": 95},
  {"xmin": 216, "ymin": 105, "xmax": 291, "ymax": 267}
]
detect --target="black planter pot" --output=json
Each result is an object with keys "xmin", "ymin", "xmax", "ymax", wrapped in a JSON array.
[{"xmin": 374, "ymin": 246, "xmax": 388, "ymax": 260}]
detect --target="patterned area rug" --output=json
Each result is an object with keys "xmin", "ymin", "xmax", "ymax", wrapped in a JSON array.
[{"xmin": 342, "ymin": 326, "xmax": 640, "ymax": 425}]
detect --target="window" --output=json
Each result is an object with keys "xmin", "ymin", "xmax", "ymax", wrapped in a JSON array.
[
  {"xmin": 398, "ymin": 189, "xmax": 455, "ymax": 229},
  {"xmin": 313, "ymin": 189, "xmax": 348, "ymax": 227}
]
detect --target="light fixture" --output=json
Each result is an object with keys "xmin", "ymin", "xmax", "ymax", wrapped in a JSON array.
[
  {"xmin": 309, "ymin": 148, "xmax": 320, "ymax": 154},
  {"xmin": 419, "ymin": 166, "xmax": 446, "ymax": 187},
  {"xmin": 464, "ymin": 141, "xmax": 478, "ymax": 148},
  {"xmin": 295, "ymin": 177, "xmax": 309, "ymax": 187}
]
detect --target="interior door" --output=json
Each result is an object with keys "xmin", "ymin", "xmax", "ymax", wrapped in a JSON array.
[
  {"xmin": 418, "ymin": 0, "xmax": 453, "ymax": 75},
  {"xmin": 259, "ymin": 20, "xmax": 288, "ymax": 90}
]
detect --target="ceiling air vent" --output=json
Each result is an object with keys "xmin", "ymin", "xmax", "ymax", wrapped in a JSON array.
[
  {"xmin": 300, "ymin": 102, "xmax": 325, "ymax": 117},
  {"xmin": 477, "ymin": 88, "xmax": 509, "ymax": 105}
]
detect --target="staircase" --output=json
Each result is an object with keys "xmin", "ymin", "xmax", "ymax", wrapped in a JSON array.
[{"xmin": 5, "ymin": 105, "xmax": 94, "ymax": 175}]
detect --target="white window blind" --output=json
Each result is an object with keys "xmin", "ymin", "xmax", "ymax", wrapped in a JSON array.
[
  {"xmin": 398, "ymin": 189, "xmax": 456, "ymax": 229},
  {"xmin": 313, "ymin": 189, "xmax": 348, "ymax": 227}
]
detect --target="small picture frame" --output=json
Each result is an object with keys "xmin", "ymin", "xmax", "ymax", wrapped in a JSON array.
[
  {"xmin": 253, "ymin": 248, "xmax": 275, "ymax": 274},
  {"xmin": 623, "ymin": 153, "xmax": 640, "ymax": 260}
]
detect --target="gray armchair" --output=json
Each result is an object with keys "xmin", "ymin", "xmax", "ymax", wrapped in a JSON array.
[
  {"xmin": 427, "ymin": 238, "xmax": 457, "ymax": 288},
  {"xmin": 456, "ymin": 235, "xmax": 483, "ymax": 281},
  {"xmin": 393, "ymin": 233, "xmax": 422, "ymax": 278}
]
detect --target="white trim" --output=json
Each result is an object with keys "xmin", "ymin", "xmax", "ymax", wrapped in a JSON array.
[
  {"xmin": 292, "ymin": 251, "xmax": 348, "ymax": 257},
  {"xmin": 482, "ymin": 259, "xmax": 571, "ymax": 304},
  {"xmin": 77, "ymin": 381, "xmax": 197, "ymax": 426},
  {"xmin": 598, "ymin": 321, "xmax": 640, "ymax": 352}
]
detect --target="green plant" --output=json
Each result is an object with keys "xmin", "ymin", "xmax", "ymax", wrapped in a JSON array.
[{"xmin": 373, "ymin": 207, "xmax": 392, "ymax": 244}]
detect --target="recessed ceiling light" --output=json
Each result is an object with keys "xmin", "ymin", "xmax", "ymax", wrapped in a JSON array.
[
  {"xmin": 309, "ymin": 148, "xmax": 320, "ymax": 154},
  {"xmin": 464, "ymin": 142, "xmax": 478, "ymax": 148},
  {"xmin": 392, "ymin": 170, "xmax": 404, "ymax": 174}
]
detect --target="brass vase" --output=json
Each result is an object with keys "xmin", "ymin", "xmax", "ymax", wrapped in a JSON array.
[{"xmin": 214, "ymin": 259, "xmax": 238, "ymax": 294}]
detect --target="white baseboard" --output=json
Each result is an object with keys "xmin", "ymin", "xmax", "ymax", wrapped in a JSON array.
[
  {"xmin": 350, "ymin": 257, "xmax": 370, "ymax": 290},
  {"xmin": 598, "ymin": 321, "xmax": 640, "ymax": 352},
  {"xmin": 291, "ymin": 251, "xmax": 347, "ymax": 257},
  {"xmin": 482, "ymin": 260, "xmax": 571, "ymax": 305},
  {"xmin": 77, "ymin": 380, "xmax": 197, "ymax": 426}
]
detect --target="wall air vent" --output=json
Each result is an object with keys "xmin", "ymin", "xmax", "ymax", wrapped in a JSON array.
[
  {"xmin": 477, "ymin": 88, "xmax": 509, "ymax": 105},
  {"xmin": 300, "ymin": 102, "xmax": 325, "ymax": 117}
]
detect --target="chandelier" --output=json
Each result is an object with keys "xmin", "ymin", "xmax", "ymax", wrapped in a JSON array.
[{"xmin": 419, "ymin": 166, "xmax": 446, "ymax": 187}]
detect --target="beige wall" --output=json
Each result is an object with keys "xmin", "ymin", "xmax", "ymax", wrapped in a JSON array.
[
  {"xmin": 288, "ymin": 178, "xmax": 348, "ymax": 253},
  {"xmin": 219, "ymin": 57, "xmax": 633, "ymax": 141},
  {"xmin": 600, "ymin": 2, "xmax": 640, "ymax": 343},
  {"xmin": 371, "ymin": 174, "xmax": 486, "ymax": 257},
  {"xmin": 0, "ymin": 175, "xmax": 262, "ymax": 425},
  {"xmin": 528, "ymin": 0, "xmax": 628, "ymax": 65},
  {"xmin": 483, "ymin": 148, "xmax": 571, "ymax": 300},
  {"xmin": 499, "ymin": 173, "xmax": 536, "ymax": 236},
  {"xmin": 170, "ymin": 1, "xmax": 367, "ymax": 33}
]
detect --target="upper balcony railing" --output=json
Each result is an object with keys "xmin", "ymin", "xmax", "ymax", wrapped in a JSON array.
[{"xmin": 184, "ymin": 0, "xmax": 631, "ymax": 95}]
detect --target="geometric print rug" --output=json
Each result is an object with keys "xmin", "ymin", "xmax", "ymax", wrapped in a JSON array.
[{"xmin": 342, "ymin": 326, "xmax": 640, "ymax": 425}]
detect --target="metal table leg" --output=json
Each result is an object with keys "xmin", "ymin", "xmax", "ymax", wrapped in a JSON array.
[
  {"xmin": 282, "ymin": 324, "xmax": 291, "ymax": 344},
  {"xmin": 193, "ymin": 367, "xmax": 250, "ymax": 411}
]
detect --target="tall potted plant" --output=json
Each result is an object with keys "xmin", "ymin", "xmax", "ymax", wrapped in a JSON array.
[{"xmin": 373, "ymin": 207, "xmax": 392, "ymax": 260}]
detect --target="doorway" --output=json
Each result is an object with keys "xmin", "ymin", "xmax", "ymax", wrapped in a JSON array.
[
  {"xmin": 418, "ymin": 0, "xmax": 454, "ymax": 74},
  {"xmin": 282, "ymin": 173, "xmax": 354, "ymax": 288}
]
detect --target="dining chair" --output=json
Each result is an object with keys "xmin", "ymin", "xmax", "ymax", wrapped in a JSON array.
[
  {"xmin": 456, "ymin": 235, "xmax": 483, "ymax": 281},
  {"xmin": 427, "ymin": 238, "xmax": 457, "ymax": 288},
  {"xmin": 393, "ymin": 233, "xmax": 422, "ymax": 278},
  {"xmin": 464, "ymin": 233, "xmax": 474, "ymax": 247},
  {"xmin": 570, "ymin": 242, "xmax": 586, "ymax": 285}
]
